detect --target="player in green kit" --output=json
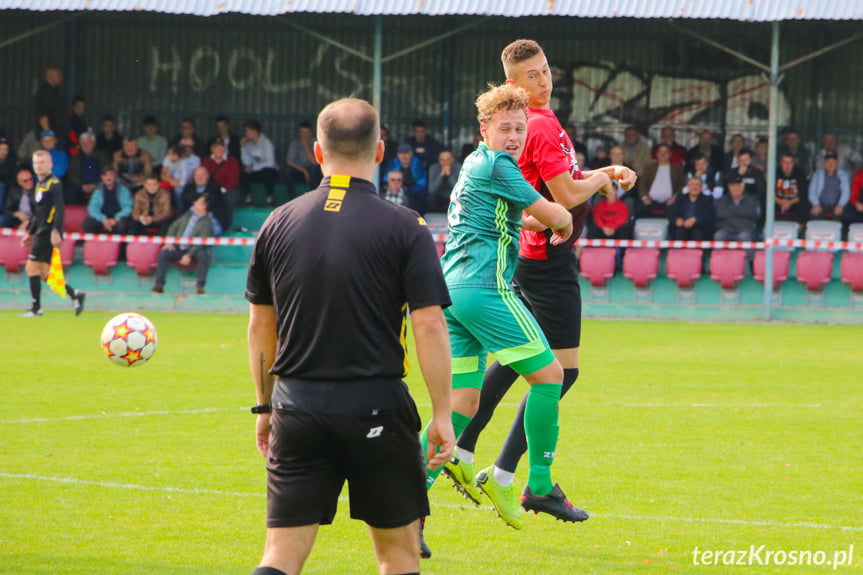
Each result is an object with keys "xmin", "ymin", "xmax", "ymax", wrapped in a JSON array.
[
  {"xmin": 418, "ymin": 84, "xmax": 577, "ymax": 555},
  {"xmin": 443, "ymin": 39, "xmax": 637, "ymax": 532}
]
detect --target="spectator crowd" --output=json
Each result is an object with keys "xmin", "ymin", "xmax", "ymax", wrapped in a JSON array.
[
  {"xmin": 4, "ymin": 67, "xmax": 863, "ymax": 252},
  {"xmin": 574, "ymin": 125, "xmax": 863, "ymax": 245}
]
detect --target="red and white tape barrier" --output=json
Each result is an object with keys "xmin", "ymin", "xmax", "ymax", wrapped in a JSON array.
[{"xmin": 2, "ymin": 227, "xmax": 862, "ymax": 252}]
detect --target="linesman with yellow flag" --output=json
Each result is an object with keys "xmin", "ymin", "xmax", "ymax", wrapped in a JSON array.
[{"xmin": 20, "ymin": 150, "xmax": 86, "ymax": 317}]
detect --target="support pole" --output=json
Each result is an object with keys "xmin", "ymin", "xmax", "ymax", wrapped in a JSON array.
[
  {"xmin": 763, "ymin": 22, "xmax": 781, "ymax": 320},
  {"xmin": 373, "ymin": 16, "xmax": 383, "ymax": 191},
  {"xmin": 373, "ymin": 16, "xmax": 382, "ymax": 112}
]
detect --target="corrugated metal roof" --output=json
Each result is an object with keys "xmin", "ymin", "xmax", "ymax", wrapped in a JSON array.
[{"xmin": 3, "ymin": 0, "xmax": 863, "ymax": 20}]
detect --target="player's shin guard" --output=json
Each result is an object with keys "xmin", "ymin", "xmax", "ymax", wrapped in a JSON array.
[
  {"xmin": 496, "ymin": 368, "xmax": 578, "ymax": 473},
  {"xmin": 421, "ymin": 410, "xmax": 471, "ymax": 490},
  {"xmin": 524, "ymin": 383, "xmax": 562, "ymax": 497},
  {"xmin": 456, "ymin": 361, "xmax": 518, "ymax": 453}
]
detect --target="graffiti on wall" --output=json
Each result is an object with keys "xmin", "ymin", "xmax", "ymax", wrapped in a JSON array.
[
  {"xmin": 146, "ymin": 43, "xmax": 791, "ymax": 148},
  {"xmin": 560, "ymin": 62, "xmax": 791, "ymax": 134},
  {"xmin": 149, "ymin": 45, "xmax": 316, "ymax": 94}
]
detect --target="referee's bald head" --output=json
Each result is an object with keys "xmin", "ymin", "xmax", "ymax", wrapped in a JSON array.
[{"xmin": 317, "ymin": 98, "xmax": 380, "ymax": 163}]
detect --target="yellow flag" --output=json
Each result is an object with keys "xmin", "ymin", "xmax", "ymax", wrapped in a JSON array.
[{"xmin": 46, "ymin": 248, "xmax": 67, "ymax": 298}]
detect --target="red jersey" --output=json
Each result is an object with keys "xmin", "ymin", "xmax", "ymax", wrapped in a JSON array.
[
  {"xmin": 202, "ymin": 155, "xmax": 240, "ymax": 191},
  {"xmin": 519, "ymin": 107, "xmax": 591, "ymax": 260},
  {"xmin": 851, "ymin": 170, "xmax": 863, "ymax": 206},
  {"xmin": 592, "ymin": 198, "xmax": 629, "ymax": 230}
]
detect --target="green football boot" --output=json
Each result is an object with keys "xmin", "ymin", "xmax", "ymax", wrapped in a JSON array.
[
  {"xmin": 475, "ymin": 466, "xmax": 524, "ymax": 530},
  {"xmin": 442, "ymin": 457, "xmax": 482, "ymax": 505}
]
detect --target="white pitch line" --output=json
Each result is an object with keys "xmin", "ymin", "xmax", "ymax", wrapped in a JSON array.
[
  {"xmin": 0, "ymin": 472, "xmax": 263, "ymax": 498},
  {"xmin": 0, "ymin": 403, "xmax": 825, "ymax": 425},
  {"xmin": 0, "ymin": 407, "xmax": 243, "ymax": 424},
  {"xmin": 1, "ymin": 472, "xmax": 860, "ymax": 533}
]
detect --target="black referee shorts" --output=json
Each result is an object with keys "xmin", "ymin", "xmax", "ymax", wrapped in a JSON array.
[
  {"xmin": 28, "ymin": 234, "xmax": 53, "ymax": 264},
  {"xmin": 512, "ymin": 252, "xmax": 582, "ymax": 350},
  {"xmin": 266, "ymin": 388, "xmax": 428, "ymax": 530}
]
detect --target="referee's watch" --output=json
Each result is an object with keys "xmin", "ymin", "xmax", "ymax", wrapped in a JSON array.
[{"xmin": 251, "ymin": 404, "xmax": 272, "ymax": 414}]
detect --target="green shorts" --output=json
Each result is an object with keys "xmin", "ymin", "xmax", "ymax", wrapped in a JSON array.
[{"xmin": 445, "ymin": 287, "xmax": 554, "ymax": 389}]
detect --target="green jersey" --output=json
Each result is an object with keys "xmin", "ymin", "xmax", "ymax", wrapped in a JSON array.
[{"xmin": 441, "ymin": 143, "xmax": 542, "ymax": 289}]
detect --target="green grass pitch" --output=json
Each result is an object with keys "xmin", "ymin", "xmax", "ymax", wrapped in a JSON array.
[{"xmin": 0, "ymin": 310, "xmax": 860, "ymax": 574}]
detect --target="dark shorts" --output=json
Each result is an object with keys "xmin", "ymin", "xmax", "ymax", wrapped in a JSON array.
[
  {"xmin": 513, "ymin": 252, "xmax": 582, "ymax": 349},
  {"xmin": 266, "ymin": 378, "xmax": 428, "ymax": 529},
  {"xmin": 28, "ymin": 234, "xmax": 53, "ymax": 264}
]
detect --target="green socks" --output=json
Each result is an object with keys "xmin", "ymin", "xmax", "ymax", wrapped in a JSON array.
[
  {"xmin": 421, "ymin": 410, "xmax": 471, "ymax": 490},
  {"xmin": 525, "ymin": 383, "xmax": 562, "ymax": 496}
]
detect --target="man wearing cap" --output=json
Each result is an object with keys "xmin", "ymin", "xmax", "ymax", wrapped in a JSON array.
[
  {"xmin": 809, "ymin": 150, "xmax": 850, "ymax": 220},
  {"xmin": 714, "ymin": 172, "xmax": 759, "ymax": 243},
  {"xmin": 39, "ymin": 131, "xmax": 68, "ymax": 179},
  {"xmin": 384, "ymin": 143, "xmax": 428, "ymax": 215}
]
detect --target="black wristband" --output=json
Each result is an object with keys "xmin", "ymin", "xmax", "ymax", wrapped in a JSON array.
[{"xmin": 251, "ymin": 404, "xmax": 272, "ymax": 414}]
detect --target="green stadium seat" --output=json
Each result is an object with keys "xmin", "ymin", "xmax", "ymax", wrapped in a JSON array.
[
  {"xmin": 214, "ymin": 240, "xmax": 254, "ymax": 264},
  {"xmin": 274, "ymin": 183, "xmax": 292, "ymax": 206},
  {"xmin": 232, "ymin": 208, "xmax": 272, "ymax": 232},
  {"xmin": 249, "ymin": 182, "xmax": 269, "ymax": 207}
]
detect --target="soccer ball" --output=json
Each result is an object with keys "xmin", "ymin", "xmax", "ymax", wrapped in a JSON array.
[{"xmin": 100, "ymin": 313, "xmax": 158, "ymax": 367}]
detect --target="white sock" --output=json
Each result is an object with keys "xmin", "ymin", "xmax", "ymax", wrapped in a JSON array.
[
  {"xmin": 454, "ymin": 446, "xmax": 474, "ymax": 464},
  {"xmin": 493, "ymin": 465, "xmax": 515, "ymax": 487}
]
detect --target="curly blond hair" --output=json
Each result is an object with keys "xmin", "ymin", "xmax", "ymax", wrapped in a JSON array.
[{"xmin": 475, "ymin": 83, "xmax": 529, "ymax": 126}]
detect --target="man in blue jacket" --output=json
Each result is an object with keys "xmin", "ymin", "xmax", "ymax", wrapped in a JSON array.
[
  {"xmin": 384, "ymin": 143, "xmax": 428, "ymax": 215},
  {"xmin": 83, "ymin": 166, "xmax": 133, "ymax": 234},
  {"xmin": 809, "ymin": 150, "xmax": 850, "ymax": 220},
  {"xmin": 672, "ymin": 175, "xmax": 715, "ymax": 241}
]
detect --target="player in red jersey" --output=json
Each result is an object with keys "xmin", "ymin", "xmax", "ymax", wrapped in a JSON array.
[{"xmin": 443, "ymin": 39, "xmax": 637, "ymax": 526}]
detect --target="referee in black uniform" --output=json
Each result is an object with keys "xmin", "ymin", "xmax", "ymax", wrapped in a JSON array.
[
  {"xmin": 20, "ymin": 150, "xmax": 85, "ymax": 317},
  {"xmin": 245, "ymin": 98, "xmax": 454, "ymax": 575}
]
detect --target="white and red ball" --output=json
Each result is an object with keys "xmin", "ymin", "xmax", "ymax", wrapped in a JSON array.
[{"xmin": 100, "ymin": 313, "xmax": 158, "ymax": 367}]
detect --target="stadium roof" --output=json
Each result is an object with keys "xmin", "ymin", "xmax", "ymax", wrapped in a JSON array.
[{"xmin": 3, "ymin": 0, "xmax": 863, "ymax": 21}]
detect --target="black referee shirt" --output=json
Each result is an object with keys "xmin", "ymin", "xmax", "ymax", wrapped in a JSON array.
[
  {"xmin": 29, "ymin": 175, "xmax": 65, "ymax": 236},
  {"xmin": 246, "ymin": 174, "xmax": 451, "ymax": 380}
]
